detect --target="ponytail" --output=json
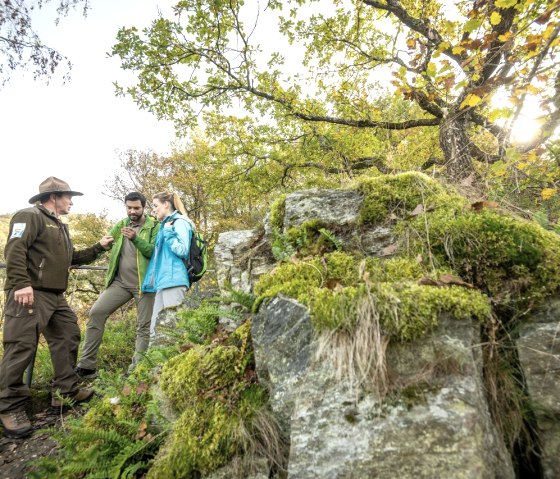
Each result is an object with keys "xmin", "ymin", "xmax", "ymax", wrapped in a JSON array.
[
  {"xmin": 172, "ymin": 193, "xmax": 189, "ymax": 218},
  {"xmin": 153, "ymin": 191, "xmax": 193, "ymax": 224}
]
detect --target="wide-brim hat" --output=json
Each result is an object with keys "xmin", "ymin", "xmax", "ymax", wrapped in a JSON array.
[{"xmin": 28, "ymin": 176, "xmax": 84, "ymax": 204}]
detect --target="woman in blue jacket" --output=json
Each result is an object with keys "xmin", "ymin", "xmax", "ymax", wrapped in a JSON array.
[{"xmin": 142, "ymin": 191, "xmax": 193, "ymax": 341}]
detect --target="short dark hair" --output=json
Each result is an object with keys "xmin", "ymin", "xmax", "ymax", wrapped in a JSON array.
[{"xmin": 125, "ymin": 192, "xmax": 146, "ymax": 207}]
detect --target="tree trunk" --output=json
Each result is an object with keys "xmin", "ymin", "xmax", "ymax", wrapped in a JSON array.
[{"xmin": 439, "ymin": 115, "xmax": 476, "ymax": 180}]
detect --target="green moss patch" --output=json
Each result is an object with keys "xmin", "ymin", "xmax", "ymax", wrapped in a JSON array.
[
  {"xmin": 149, "ymin": 321, "xmax": 275, "ymax": 478},
  {"xmin": 255, "ymin": 250, "xmax": 490, "ymax": 340},
  {"xmin": 310, "ymin": 282, "xmax": 490, "ymax": 341},
  {"xmin": 269, "ymin": 194, "xmax": 287, "ymax": 231},
  {"xmin": 408, "ymin": 208, "xmax": 560, "ymax": 312},
  {"xmin": 356, "ymin": 171, "xmax": 467, "ymax": 225}
]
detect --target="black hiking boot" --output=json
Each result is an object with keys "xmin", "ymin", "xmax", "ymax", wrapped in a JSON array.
[{"xmin": 75, "ymin": 367, "xmax": 97, "ymax": 379}]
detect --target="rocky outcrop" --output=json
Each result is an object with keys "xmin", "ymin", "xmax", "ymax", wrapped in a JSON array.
[
  {"xmin": 517, "ymin": 298, "xmax": 560, "ymax": 478},
  {"xmin": 216, "ymin": 190, "xmax": 395, "ymax": 299},
  {"xmin": 252, "ymin": 297, "xmax": 514, "ymax": 478},
  {"xmin": 214, "ymin": 229, "xmax": 275, "ymax": 294},
  {"xmin": 215, "ymin": 183, "xmax": 560, "ymax": 477}
]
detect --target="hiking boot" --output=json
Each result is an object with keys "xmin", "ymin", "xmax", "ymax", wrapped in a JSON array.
[
  {"xmin": 0, "ymin": 409, "xmax": 32, "ymax": 439},
  {"xmin": 75, "ymin": 366, "xmax": 97, "ymax": 379},
  {"xmin": 51, "ymin": 387, "xmax": 95, "ymax": 408}
]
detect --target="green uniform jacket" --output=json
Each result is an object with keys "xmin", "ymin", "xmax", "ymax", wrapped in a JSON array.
[
  {"xmin": 4, "ymin": 205, "xmax": 105, "ymax": 293},
  {"xmin": 105, "ymin": 215, "xmax": 160, "ymax": 290}
]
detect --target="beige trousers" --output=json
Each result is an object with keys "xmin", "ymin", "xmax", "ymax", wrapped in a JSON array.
[{"xmin": 77, "ymin": 281, "xmax": 155, "ymax": 370}]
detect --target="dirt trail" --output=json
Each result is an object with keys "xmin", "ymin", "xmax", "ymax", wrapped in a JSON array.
[{"xmin": 0, "ymin": 409, "xmax": 72, "ymax": 479}]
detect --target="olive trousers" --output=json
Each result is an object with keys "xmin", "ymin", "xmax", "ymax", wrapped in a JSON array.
[
  {"xmin": 0, "ymin": 289, "xmax": 81, "ymax": 413},
  {"xmin": 77, "ymin": 281, "xmax": 155, "ymax": 371}
]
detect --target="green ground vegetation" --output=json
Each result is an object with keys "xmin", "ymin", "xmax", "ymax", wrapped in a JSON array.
[{"xmin": 31, "ymin": 298, "xmax": 283, "ymax": 479}]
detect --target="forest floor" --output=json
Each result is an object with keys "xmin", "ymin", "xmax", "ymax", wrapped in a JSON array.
[{"xmin": 0, "ymin": 398, "xmax": 82, "ymax": 478}]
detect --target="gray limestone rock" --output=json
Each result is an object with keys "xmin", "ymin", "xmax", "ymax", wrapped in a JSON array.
[
  {"xmin": 252, "ymin": 297, "xmax": 513, "ymax": 478},
  {"xmin": 252, "ymin": 296, "xmax": 315, "ymax": 434},
  {"xmin": 283, "ymin": 189, "xmax": 363, "ymax": 230},
  {"xmin": 517, "ymin": 298, "xmax": 560, "ymax": 478},
  {"xmin": 287, "ymin": 315, "xmax": 513, "ymax": 479},
  {"xmin": 348, "ymin": 226, "xmax": 395, "ymax": 256},
  {"xmin": 215, "ymin": 229, "xmax": 274, "ymax": 293}
]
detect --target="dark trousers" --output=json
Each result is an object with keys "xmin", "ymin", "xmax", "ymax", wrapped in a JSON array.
[{"xmin": 0, "ymin": 289, "xmax": 81, "ymax": 413}]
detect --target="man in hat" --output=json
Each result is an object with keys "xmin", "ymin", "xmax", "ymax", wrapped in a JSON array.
[
  {"xmin": 76, "ymin": 191, "xmax": 159, "ymax": 378},
  {"xmin": 0, "ymin": 176, "xmax": 114, "ymax": 438}
]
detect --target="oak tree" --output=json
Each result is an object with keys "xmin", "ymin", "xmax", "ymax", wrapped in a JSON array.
[{"xmin": 112, "ymin": 0, "xmax": 560, "ymax": 181}]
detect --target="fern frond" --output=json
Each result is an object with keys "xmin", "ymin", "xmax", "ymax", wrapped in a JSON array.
[{"xmin": 319, "ymin": 228, "xmax": 342, "ymax": 250}]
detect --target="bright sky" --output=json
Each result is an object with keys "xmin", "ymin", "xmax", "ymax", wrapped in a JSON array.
[{"xmin": 0, "ymin": 0, "xmax": 178, "ymax": 220}]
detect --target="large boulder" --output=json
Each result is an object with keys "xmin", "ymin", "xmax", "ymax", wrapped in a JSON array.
[
  {"xmin": 252, "ymin": 297, "xmax": 513, "ymax": 478},
  {"xmin": 517, "ymin": 298, "xmax": 560, "ymax": 478},
  {"xmin": 283, "ymin": 189, "xmax": 363, "ymax": 230}
]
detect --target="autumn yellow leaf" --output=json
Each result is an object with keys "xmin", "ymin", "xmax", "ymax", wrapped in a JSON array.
[
  {"xmin": 426, "ymin": 62, "xmax": 437, "ymax": 77},
  {"xmin": 544, "ymin": 23, "xmax": 555, "ymax": 40},
  {"xmin": 498, "ymin": 32, "xmax": 512, "ymax": 42},
  {"xmin": 460, "ymin": 93, "xmax": 482, "ymax": 109},
  {"xmin": 541, "ymin": 188, "xmax": 557, "ymax": 200},
  {"xmin": 495, "ymin": 0, "xmax": 518, "ymax": 8},
  {"xmin": 452, "ymin": 46, "xmax": 465, "ymax": 55},
  {"xmin": 490, "ymin": 12, "xmax": 502, "ymax": 26},
  {"xmin": 437, "ymin": 41, "xmax": 451, "ymax": 53}
]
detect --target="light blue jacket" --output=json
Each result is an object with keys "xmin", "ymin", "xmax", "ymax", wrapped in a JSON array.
[{"xmin": 141, "ymin": 211, "xmax": 193, "ymax": 293}]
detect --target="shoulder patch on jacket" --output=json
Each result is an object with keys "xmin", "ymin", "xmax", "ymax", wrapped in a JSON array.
[{"xmin": 10, "ymin": 223, "xmax": 26, "ymax": 239}]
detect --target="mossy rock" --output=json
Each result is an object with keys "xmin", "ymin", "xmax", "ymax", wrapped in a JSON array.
[
  {"xmin": 355, "ymin": 171, "xmax": 466, "ymax": 225},
  {"xmin": 148, "ymin": 398, "xmax": 234, "ymax": 478},
  {"xmin": 409, "ymin": 207, "xmax": 560, "ymax": 312},
  {"xmin": 150, "ymin": 321, "xmax": 275, "ymax": 478},
  {"xmin": 309, "ymin": 282, "xmax": 491, "ymax": 341},
  {"xmin": 254, "ymin": 249, "xmax": 490, "ymax": 340},
  {"xmin": 260, "ymin": 172, "xmax": 560, "ymax": 339},
  {"xmin": 148, "ymin": 385, "xmax": 269, "ymax": 478}
]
